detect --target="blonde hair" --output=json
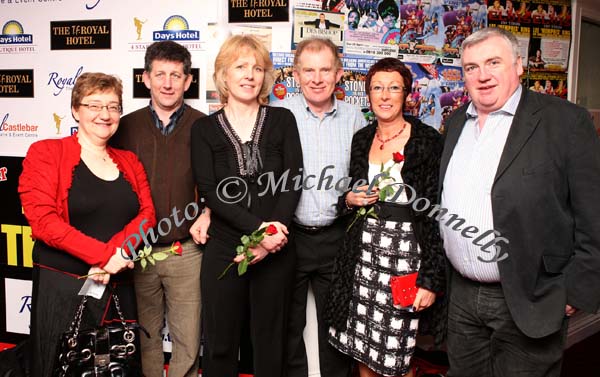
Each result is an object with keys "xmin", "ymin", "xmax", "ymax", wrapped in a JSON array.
[{"xmin": 213, "ymin": 35, "xmax": 274, "ymax": 105}]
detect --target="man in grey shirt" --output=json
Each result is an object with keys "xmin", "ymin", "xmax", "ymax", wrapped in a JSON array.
[{"xmin": 272, "ymin": 37, "xmax": 366, "ymax": 377}]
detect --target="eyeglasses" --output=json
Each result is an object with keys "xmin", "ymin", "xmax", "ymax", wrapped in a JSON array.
[
  {"xmin": 369, "ymin": 85, "xmax": 405, "ymax": 94},
  {"xmin": 80, "ymin": 103, "xmax": 122, "ymax": 114}
]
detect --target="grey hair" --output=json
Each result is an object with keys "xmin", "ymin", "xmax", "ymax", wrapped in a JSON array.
[{"xmin": 460, "ymin": 27, "xmax": 520, "ymax": 63}]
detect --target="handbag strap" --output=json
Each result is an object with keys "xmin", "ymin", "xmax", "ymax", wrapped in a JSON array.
[
  {"xmin": 110, "ymin": 290, "xmax": 128, "ymax": 327},
  {"xmin": 66, "ymin": 295, "xmax": 88, "ymax": 346},
  {"xmin": 68, "ymin": 290, "xmax": 129, "ymax": 337}
]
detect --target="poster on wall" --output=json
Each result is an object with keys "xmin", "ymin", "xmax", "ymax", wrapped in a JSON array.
[
  {"xmin": 528, "ymin": 0, "xmax": 571, "ymax": 73},
  {"xmin": 487, "ymin": 0, "xmax": 531, "ymax": 69},
  {"xmin": 270, "ymin": 51, "xmax": 298, "ymax": 102},
  {"xmin": 436, "ymin": 0, "xmax": 482, "ymax": 66},
  {"xmin": 292, "ymin": 8, "xmax": 344, "ymax": 50},
  {"xmin": 528, "ymin": 71, "xmax": 568, "ymax": 98},
  {"xmin": 404, "ymin": 62, "xmax": 452, "ymax": 131},
  {"xmin": 396, "ymin": 0, "xmax": 439, "ymax": 64},
  {"xmin": 339, "ymin": 55, "xmax": 377, "ymax": 115},
  {"xmin": 343, "ymin": 0, "xmax": 400, "ymax": 58}
]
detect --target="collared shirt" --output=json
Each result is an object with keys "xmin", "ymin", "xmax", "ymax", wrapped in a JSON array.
[
  {"xmin": 149, "ymin": 100, "xmax": 186, "ymax": 136},
  {"xmin": 441, "ymin": 86, "xmax": 522, "ymax": 282},
  {"xmin": 272, "ymin": 95, "xmax": 366, "ymax": 226}
]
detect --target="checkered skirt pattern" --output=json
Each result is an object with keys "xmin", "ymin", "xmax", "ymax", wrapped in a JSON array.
[{"xmin": 329, "ymin": 217, "xmax": 421, "ymax": 376}]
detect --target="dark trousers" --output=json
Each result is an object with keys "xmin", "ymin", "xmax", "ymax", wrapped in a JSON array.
[
  {"xmin": 447, "ymin": 271, "xmax": 568, "ymax": 377},
  {"xmin": 286, "ymin": 222, "xmax": 352, "ymax": 377},
  {"xmin": 201, "ymin": 236, "xmax": 295, "ymax": 377}
]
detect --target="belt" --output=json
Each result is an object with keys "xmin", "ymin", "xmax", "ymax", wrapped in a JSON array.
[
  {"xmin": 293, "ymin": 221, "xmax": 338, "ymax": 235},
  {"xmin": 375, "ymin": 202, "xmax": 413, "ymax": 222}
]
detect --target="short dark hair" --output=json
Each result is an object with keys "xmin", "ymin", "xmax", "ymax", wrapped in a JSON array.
[
  {"xmin": 144, "ymin": 41, "xmax": 192, "ymax": 75},
  {"xmin": 71, "ymin": 72, "xmax": 123, "ymax": 109},
  {"xmin": 365, "ymin": 58, "xmax": 412, "ymax": 95}
]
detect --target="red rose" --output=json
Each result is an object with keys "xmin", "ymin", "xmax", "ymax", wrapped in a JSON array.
[
  {"xmin": 265, "ymin": 224, "xmax": 278, "ymax": 235},
  {"xmin": 392, "ymin": 152, "xmax": 404, "ymax": 163},
  {"xmin": 172, "ymin": 241, "xmax": 183, "ymax": 256}
]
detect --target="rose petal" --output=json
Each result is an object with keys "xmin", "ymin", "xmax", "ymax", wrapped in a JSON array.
[
  {"xmin": 265, "ymin": 224, "xmax": 278, "ymax": 235},
  {"xmin": 392, "ymin": 152, "xmax": 404, "ymax": 163},
  {"xmin": 172, "ymin": 241, "xmax": 183, "ymax": 255}
]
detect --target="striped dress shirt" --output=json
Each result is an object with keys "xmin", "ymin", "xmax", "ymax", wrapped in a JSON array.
[
  {"xmin": 272, "ymin": 95, "xmax": 366, "ymax": 227},
  {"xmin": 441, "ymin": 86, "xmax": 522, "ymax": 282}
]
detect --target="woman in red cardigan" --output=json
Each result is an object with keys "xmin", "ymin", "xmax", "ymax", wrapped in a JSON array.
[{"xmin": 18, "ymin": 72, "xmax": 156, "ymax": 377}]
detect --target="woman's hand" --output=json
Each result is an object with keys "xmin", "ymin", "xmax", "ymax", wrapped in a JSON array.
[
  {"xmin": 345, "ymin": 185, "xmax": 379, "ymax": 208},
  {"xmin": 103, "ymin": 248, "xmax": 135, "ymax": 274},
  {"xmin": 190, "ymin": 207, "xmax": 211, "ymax": 245},
  {"xmin": 233, "ymin": 244, "xmax": 269, "ymax": 265},
  {"xmin": 412, "ymin": 287, "xmax": 436, "ymax": 312},
  {"xmin": 259, "ymin": 221, "xmax": 288, "ymax": 253},
  {"xmin": 87, "ymin": 266, "xmax": 110, "ymax": 285}
]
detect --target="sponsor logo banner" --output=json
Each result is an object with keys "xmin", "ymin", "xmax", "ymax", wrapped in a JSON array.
[
  {"xmin": 50, "ymin": 20, "xmax": 111, "ymax": 50},
  {"xmin": 0, "ymin": 69, "xmax": 34, "ymax": 98},
  {"xmin": 229, "ymin": 0, "xmax": 289, "ymax": 23},
  {"xmin": 4, "ymin": 278, "xmax": 32, "ymax": 335},
  {"xmin": 0, "ymin": 20, "xmax": 35, "ymax": 54}
]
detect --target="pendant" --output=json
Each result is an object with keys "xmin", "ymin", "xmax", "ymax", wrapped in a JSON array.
[{"xmin": 379, "ymin": 143, "xmax": 384, "ymax": 150}]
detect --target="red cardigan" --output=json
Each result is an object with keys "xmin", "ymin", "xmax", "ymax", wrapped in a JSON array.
[{"xmin": 18, "ymin": 134, "xmax": 157, "ymax": 268}]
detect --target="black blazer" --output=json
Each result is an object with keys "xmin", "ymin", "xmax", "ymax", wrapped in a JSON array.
[{"xmin": 440, "ymin": 88, "xmax": 600, "ymax": 338}]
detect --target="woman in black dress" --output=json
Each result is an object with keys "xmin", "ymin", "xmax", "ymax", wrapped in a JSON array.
[
  {"xmin": 191, "ymin": 35, "xmax": 303, "ymax": 377},
  {"xmin": 19, "ymin": 72, "xmax": 156, "ymax": 377}
]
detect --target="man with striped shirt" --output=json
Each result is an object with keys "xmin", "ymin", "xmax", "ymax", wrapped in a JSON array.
[{"xmin": 272, "ymin": 37, "xmax": 366, "ymax": 377}]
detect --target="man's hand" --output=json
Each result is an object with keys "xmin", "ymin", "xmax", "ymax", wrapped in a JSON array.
[
  {"xmin": 190, "ymin": 207, "xmax": 211, "ymax": 244},
  {"xmin": 565, "ymin": 304, "xmax": 578, "ymax": 317}
]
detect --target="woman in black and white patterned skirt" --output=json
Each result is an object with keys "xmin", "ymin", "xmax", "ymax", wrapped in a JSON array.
[{"xmin": 325, "ymin": 58, "xmax": 446, "ymax": 377}]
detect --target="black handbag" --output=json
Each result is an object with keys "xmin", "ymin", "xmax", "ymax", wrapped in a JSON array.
[{"xmin": 53, "ymin": 292, "xmax": 143, "ymax": 377}]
